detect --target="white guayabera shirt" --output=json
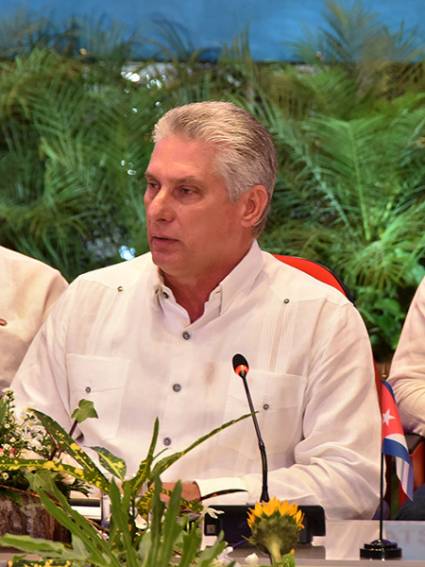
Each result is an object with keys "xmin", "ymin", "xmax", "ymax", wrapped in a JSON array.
[
  {"xmin": 0, "ymin": 246, "xmax": 67, "ymax": 389},
  {"xmin": 388, "ymin": 277, "xmax": 425, "ymax": 436},
  {"xmin": 12, "ymin": 242, "xmax": 381, "ymax": 520}
]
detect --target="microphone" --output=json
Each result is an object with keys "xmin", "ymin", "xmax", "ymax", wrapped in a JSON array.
[
  {"xmin": 203, "ymin": 354, "xmax": 325, "ymax": 545},
  {"xmin": 232, "ymin": 353, "xmax": 269, "ymax": 502}
]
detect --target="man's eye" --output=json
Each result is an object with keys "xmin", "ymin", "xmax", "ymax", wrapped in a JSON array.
[
  {"xmin": 146, "ymin": 181, "xmax": 159, "ymax": 191},
  {"xmin": 179, "ymin": 187, "xmax": 195, "ymax": 196}
]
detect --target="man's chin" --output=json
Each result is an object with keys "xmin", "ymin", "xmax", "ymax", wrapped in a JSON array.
[{"xmin": 150, "ymin": 250, "xmax": 180, "ymax": 273}]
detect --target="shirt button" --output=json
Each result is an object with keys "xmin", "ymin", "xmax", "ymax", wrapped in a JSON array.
[
  {"xmin": 182, "ymin": 331, "xmax": 191, "ymax": 340},
  {"xmin": 163, "ymin": 437, "xmax": 172, "ymax": 446},
  {"xmin": 0, "ymin": 318, "xmax": 7, "ymax": 326},
  {"xmin": 263, "ymin": 403, "xmax": 270, "ymax": 410},
  {"xmin": 283, "ymin": 298, "xmax": 290, "ymax": 304},
  {"xmin": 172, "ymin": 383, "xmax": 182, "ymax": 392},
  {"xmin": 85, "ymin": 386, "xmax": 92, "ymax": 394}
]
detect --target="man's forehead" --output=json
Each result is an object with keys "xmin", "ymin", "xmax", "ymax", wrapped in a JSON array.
[
  {"xmin": 150, "ymin": 134, "xmax": 218, "ymax": 160},
  {"xmin": 146, "ymin": 135, "xmax": 220, "ymax": 178}
]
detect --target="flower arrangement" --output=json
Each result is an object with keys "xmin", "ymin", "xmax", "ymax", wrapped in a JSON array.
[
  {"xmin": 0, "ymin": 393, "xmax": 250, "ymax": 566},
  {"xmin": 0, "ymin": 393, "xmax": 305, "ymax": 567},
  {"xmin": 247, "ymin": 498, "xmax": 304, "ymax": 567},
  {"xmin": 0, "ymin": 390, "xmax": 88, "ymax": 497}
]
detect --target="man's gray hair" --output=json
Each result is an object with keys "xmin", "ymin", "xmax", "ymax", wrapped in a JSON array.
[{"xmin": 153, "ymin": 101, "xmax": 277, "ymax": 235}]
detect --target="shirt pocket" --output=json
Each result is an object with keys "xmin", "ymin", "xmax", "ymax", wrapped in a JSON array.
[
  {"xmin": 66, "ymin": 354, "xmax": 130, "ymax": 442},
  {"xmin": 221, "ymin": 369, "xmax": 307, "ymax": 460}
]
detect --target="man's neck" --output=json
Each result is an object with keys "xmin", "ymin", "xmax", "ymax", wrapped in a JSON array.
[
  {"xmin": 171, "ymin": 282, "xmax": 211, "ymax": 323},
  {"xmin": 163, "ymin": 272, "xmax": 224, "ymax": 323},
  {"xmin": 162, "ymin": 245, "xmax": 253, "ymax": 323}
]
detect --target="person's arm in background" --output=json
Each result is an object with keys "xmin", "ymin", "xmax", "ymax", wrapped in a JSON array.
[
  {"xmin": 388, "ymin": 278, "xmax": 425, "ymax": 436},
  {"xmin": 0, "ymin": 247, "xmax": 68, "ymax": 389},
  {"xmin": 11, "ymin": 279, "xmax": 76, "ymax": 432},
  {"xmin": 39, "ymin": 265, "xmax": 68, "ymax": 322}
]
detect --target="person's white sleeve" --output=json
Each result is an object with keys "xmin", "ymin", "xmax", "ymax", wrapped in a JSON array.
[
  {"xmin": 196, "ymin": 304, "xmax": 381, "ymax": 520},
  {"xmin": 41, "ymin": 269, "xmax": 69, "ymax": 322},
  {"xmin": 388, "ymin": 278, "xmax": 425, "ymax": 436},
  {"xmin": 11, "ymin": 281, "xmax": 78, "ymax": 432}
]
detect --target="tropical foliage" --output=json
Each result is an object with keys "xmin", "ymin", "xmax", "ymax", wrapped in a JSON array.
[
  {"xmin": 0, "ymin": 394, "xmax": 251, "ymax": 566},
  {"xmin": 0, "ymin": 1, "xmax": 424, "ymax": 356},
  {"xmin": 0, "ymin": 390, "xmax": 89, "ymax": 496}
]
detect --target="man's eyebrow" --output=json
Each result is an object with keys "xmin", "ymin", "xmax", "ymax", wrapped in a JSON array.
[{"xmin": 144, "ymin": 172, "xmax": 202, "ymax": 185}]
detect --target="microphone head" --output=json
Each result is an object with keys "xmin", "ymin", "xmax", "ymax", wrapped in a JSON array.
[{"xmin": 232, "ymin": 353, "xmax": 249, "ymax": 377}]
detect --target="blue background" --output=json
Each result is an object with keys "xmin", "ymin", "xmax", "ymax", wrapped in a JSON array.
[{"xmin": 0, "ymin": 0, "xmax": 424, "ymax": 60}]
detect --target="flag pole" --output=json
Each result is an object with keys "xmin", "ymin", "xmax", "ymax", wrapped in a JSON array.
[
  {"xmin": 379, "ymin": 450, "xmax": 384, "ymax": 542},
  {"xmin": 360, "ymin": 380, "xmax": 402, "ymax": 559},
  {"xmin": 360, "ymin": 450, "xmax": 402, "ymax": 560}
]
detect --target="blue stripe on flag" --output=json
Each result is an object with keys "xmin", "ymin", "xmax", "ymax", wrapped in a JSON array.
[{"xmin": 383, "ymin": 438, "xmax": 410, "ymax": 461}]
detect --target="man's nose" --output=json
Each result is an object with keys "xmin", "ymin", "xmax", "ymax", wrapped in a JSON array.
[{"xmin": 147, "ymin": 188, "xmax": 174, "ymax": 222}]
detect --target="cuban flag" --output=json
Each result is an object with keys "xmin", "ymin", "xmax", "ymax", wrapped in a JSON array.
[{"xmin": 381, "ymin": 380, "xmax": 414, "ymax": 500}]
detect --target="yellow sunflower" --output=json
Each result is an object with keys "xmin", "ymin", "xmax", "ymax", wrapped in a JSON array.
[
  {"xmin": 247, "ymin": 498, "xmax": 304, "ymax": 566},
  {"xmin": 247, "ymin": 497, "xmax": 303, "ymax": 529}
]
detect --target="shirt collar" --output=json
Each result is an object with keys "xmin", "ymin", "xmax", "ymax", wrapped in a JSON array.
[
  {"xmin": 215, "ymin": 240, "xmax": 264, "ymax": 315},
  {"xmin": 152, "ymin": 240, "xmax": 264, "ymax": 319}
]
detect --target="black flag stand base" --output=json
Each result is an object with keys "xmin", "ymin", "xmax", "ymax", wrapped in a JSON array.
[
  {"xmin": 360, "ymin": 449, "xmax": 403, "ymax": 560},
  {"xmin": 360, "ymin": 539, "xmax": 402, "ymax": 560}
]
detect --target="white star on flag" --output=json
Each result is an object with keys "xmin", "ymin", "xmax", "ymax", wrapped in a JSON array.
[{"xmin": 382, "ymin": 409, "xmax": 395, "ymax": 426}]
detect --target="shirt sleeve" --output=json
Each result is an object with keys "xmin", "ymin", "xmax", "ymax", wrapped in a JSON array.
[
  {"xmin": 196, "ymin": 302, "xmax": 381, "ymax": 520},
  {"xmin": 11, "ymin": 281, "xmax": 77, "ymax": 432},
  {"xmin": 40, "ymin": 269, "xmax": 69, "ymax": 322},
  {"xmin": 388, "ymin": 278, "xmax": 425, "ymax": 436}
]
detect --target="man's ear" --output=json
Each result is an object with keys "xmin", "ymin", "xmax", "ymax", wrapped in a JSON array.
[{"xmin": 240, "ymin": 185, "xmax": 269, "ymax": 229}]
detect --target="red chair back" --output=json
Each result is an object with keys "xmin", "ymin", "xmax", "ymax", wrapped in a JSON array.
[{"xmin": 273, "ymin": 254, "xmax": 352, "ymax": 300}]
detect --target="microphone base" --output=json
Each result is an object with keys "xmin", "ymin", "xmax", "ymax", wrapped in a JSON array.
[
  {"xmin": 360, "ymin": 539, "xmax": 402, "ymax": 559},
  {"xmin": 204, "ymin": 504, "xmax": 325, "ymax": 546}
]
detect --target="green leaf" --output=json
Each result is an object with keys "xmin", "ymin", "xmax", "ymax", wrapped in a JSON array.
[
  {"xmin": 0, "ymin": 534, "xmax": 80, "ymax": 558},
  {"xmin": 26, "ymin": 471, "xmax": 120, "ymax": 567},
  {"xmin": 30, "ymin": 408, "xmax": 109, "ymax": 491},
  {"xmin": 71, "ymin": 399, "xmax": 98, "ymax": 423},
  {"xmin": 92, "ymin": 446, "xmax": 127, "ymax": 481},
  {"xmin": 123, "ymin": 418, "xmax": 159, "ymax": 500},
  {"xmin": 108, "ymin": 480, "xmax": 139, "ymax": 567},
  {"xmin": 144, "ymin": 477, "xmax": 165, "ymax": 567},
  {"xmin": 157, "ymin": 481, "xmax": 183, "ymax": 566},
  {"xmin": 177, "ymin": 528, "xmax": 202, "ymax": 567},
  {"xmin": 0, "ymin": 397, "xmax": 8, "ymax": 424},
  {"xmin": 196, "ymin": 535, "xmax": 229, "ymax": 567},
  {"xmin": 0, "ymin": 455, "xmax": 98, "ymax": 485}
]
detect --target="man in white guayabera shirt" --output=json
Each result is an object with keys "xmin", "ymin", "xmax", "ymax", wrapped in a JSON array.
[
  {"xmin": 12, "ymin": 101, "xmax": 381, "ymax": 519},
  {"xmin": 388, "ymin": 277, "xmax": 425, "ymax": 436},
  {"xmin": 388, "ymin": 277, "xmax": 425, "ymax": 520}
]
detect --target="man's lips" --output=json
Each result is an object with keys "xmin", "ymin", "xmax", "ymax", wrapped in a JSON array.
[
  {"xmin": 151, "ymin": 235, "xmax": 179, "ymax": 242},
  {"xmin": 150, "ymin": 236, "xmax": 180, "ymax": 250}
]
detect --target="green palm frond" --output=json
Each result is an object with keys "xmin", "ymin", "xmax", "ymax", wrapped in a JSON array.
[
  {"xmin": 0, "ymin": 48, "xmax": 160, "ymax": 277},
  {"xmin": 292, "ymin": 0, "xmax": 425, "ymax": 101},
  {"xmin": 260, "ymin": 99, "xmax": 425, "ymax": 357}
]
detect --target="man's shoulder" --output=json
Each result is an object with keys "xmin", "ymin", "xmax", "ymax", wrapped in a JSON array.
[
  {"xmin": 0, "ymin": 246, "xmax": 66, "ymax": 290},
  {"xmin": 75, "ymin": 252, "xmax": 153, "ymax": 290},
  {"xmin": 1, "ymin": 246, "xmax": 60, "ymax": 276},
  {"xmin": 417, "ymin": 276, "xmax": 425, "ymax": 301},
  {"xmin": 261, "ymin": 251, "xmax": 350, "ymax": 306}
]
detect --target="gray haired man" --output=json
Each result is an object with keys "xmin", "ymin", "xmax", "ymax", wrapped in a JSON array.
[{"xmin": 13, "ymin": 101, "xmax": 381, "ymax": 519}]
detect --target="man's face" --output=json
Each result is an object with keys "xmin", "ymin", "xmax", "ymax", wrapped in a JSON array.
[{"xmin": 144, "ymin": 135, "xmax": 253, "ymax": 285}]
